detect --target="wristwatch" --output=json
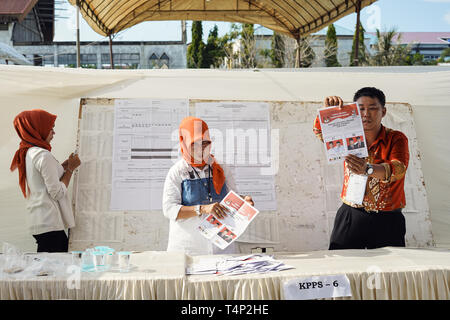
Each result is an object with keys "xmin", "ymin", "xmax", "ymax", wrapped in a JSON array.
[
  {"xmin": 365, "ymin": 163, "xmax": 374, "ymax": 175},
  {"xmin": 195, "ymin": 205, "xmax": 202, "ymax": 216}
]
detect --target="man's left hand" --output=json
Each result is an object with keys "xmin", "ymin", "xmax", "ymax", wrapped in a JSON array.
[
  {"xmin": 61, "ymin": 159, "xmax": 69, "ymax": 170},
  {"xmin": 345, "ymin": 154, "xmax": 367, "ymax": 175}
]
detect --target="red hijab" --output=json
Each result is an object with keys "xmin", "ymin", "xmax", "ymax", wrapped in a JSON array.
[
  {"xmin": 10, "ymin": 110, "xmax": 57, "ymax": 198},
  {"xmin": 179, "ymin": 117, "xmax": 225, "ymax": 194}
]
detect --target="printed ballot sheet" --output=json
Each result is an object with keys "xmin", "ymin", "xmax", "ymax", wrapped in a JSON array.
[
  {"xmin": 318, "ymin": 103, "xmax": 368, "ymax": 164},
  {"xmin": 195, "ymin": 102, "xmax": 277, "ymax": 211},
  {"xmin": 186, "ymin": 254, "xmax": 294, "ymax": 276},
  {"xmin": 198, "ymin": 191, "xmax": 259, "ymax": 250},
  {"xmin": 111, "ymin": 99, "xmax": 188, "ymax": 211}
]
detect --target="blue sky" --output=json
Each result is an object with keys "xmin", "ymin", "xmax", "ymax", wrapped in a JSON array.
[{"xmin": 54, "ymin": 0, "xmax": 450, "ymax": 43}]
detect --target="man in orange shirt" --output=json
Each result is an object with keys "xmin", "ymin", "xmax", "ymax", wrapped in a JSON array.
[{"xmin": 314, "ymin": 87, "xmax": 409, "ymax": 249}]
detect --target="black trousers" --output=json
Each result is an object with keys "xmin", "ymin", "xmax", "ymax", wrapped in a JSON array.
[
  {"xmin": 329, "ymin": 203, "xmax": 406, "ymax": 250},
  {"xmin": 33, "ymin": 230, "xmax": 68, "ymax": 253}
]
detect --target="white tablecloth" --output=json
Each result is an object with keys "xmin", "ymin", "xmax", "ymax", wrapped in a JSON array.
[
  {"xmin": 0, "ymin": 251, "xmax": 186, "ymax": 300},
  {"xmin": 185, "ymin": 247, "xmax": 450, "ymax": 300},
  {"xmin": 1, "ymin": 247, "xmax": 448, "ymax": 300}
]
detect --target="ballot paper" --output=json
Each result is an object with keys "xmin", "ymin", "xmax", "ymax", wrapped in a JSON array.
[
  {"xmin": 186, "ymin": 254, "xmax": 294, "ymax": 276},
  {"xmin": 317, "ymin": 103, "xmax": 368, "ymax": 164},
  {"xmin": 197, "ymin": 191, "xmax": 259, "ymax": 250}
]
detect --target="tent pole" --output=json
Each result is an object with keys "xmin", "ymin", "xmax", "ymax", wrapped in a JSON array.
[
  {"xmin": 353, "ymin": 0, "xmax": 362, "ymax": 66},
  {"xmin": 76, "ymin": 0, "xmax": 81, "ymax": 68},
  {"xmin": 109, "ymin": 34, "xmax": 114, "ymax": 69},
  {"xmin": 295, "ymin": 36, "xmax": 301, "ymax": 68}
]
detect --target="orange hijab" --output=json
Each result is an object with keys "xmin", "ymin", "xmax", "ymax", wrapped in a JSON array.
[
  {"xmin": 179, "ymin": 117, "xmax": 225, "ymax": 194},
  {"xmin": 10, "ymin": 110, "xmax": 56, "ymax": 198}
]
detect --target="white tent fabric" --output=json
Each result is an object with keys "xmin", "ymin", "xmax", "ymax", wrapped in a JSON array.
[
  {"xmin": 0, "ymin": 42, "xmax": 32, "ymax": 65},
  {"xmin": 0, "ymin": 65, "xmax": 449, "ymax": 252}
]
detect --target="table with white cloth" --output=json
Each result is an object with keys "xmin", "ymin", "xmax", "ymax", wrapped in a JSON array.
[
  {"xmin": 185, "ymin": 247, "xmax": 450, "ymax": 300},
  {"xmin": 0, "ymin": 251, "xmax": 186, "ymax": 300},
  {"xmin": 0, "ymin": 247, "xmax": 448, "ymax": 300}
]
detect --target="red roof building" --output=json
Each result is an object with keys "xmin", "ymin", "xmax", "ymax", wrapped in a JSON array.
[{"xmin": 0, "ymin": 0, "xmax": 38, "ymax": 23}]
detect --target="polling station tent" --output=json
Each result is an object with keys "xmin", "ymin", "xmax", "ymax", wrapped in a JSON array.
[
  {"xmin": 0, "ymin": 64, "xmax": 449, "ymax": 252},
  {"xmin": 68, "ymin": 0, "xmax": 378, "ymax": 39}
]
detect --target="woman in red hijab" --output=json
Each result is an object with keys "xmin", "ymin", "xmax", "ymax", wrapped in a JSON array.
[
  {"xmin": 11, "ymin": 109, "xmax": 81, "ymax": 252},
  {"xmin": 162, "ymin": 117, "xmax": 253, "ymax": 255}
]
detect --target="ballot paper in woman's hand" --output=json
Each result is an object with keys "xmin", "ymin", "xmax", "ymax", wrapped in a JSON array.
[{"xmin": 197, "ymin": 190, "xmax": 259, "ymax": 250}]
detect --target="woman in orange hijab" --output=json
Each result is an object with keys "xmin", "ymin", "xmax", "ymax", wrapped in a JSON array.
[
  {"xmin": 11, "ymin": 109, "xmax": 81, "ymax": 252},
  {"xmin": 162, "ymin": 117, "xmax": 253, "ymax": 255}
]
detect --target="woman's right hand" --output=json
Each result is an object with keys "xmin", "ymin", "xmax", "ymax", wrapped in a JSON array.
[
  {"xmin": 67, "ymin": 153, "xmax": 81, "ymax": 171},
  {"xmin": 201, "ymin": 202, "xmax": 229, "ymax": 219},
  {"xmin": 324, "ymin": 96, "xmax": 344, "ymax": 108}
]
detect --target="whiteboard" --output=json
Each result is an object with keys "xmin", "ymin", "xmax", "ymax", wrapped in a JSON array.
[{"xmin": 69, "ymin": 98, "xmax": 433, "ymax": 252}]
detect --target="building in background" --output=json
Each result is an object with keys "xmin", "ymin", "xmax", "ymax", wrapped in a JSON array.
[
  {"xmin": 0, "ymin": 0, "xmax": 187, "ymax": 68},
  {"xmin": 376, "ymin": 32, "xmax": 450, "ymax": 62},
  {"xmin": 250, "ymin": 25, "xmax": 373, "ymax": 68},
  {"xmin": 250, "ymin": 27, "xmax": 450, "ymax": 68}
]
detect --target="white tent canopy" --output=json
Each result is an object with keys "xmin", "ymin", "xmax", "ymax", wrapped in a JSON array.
[
  {"xmin": 0, "ymin": 42, "xmax": 32, "ymax": 65},
  {"xmin": 68, "ymin": 0, "xmax": 377, "ymax": 38},
  {"xmin": 0, "ymin": 65, "xmax": 449, "ymax": 251}
]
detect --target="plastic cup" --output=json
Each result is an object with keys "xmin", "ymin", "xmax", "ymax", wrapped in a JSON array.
[
  {"xmin": 81, "ymin": 249, "xmax": 96, "ymax": 272},
  {"xmin": 92, "ymin": 251, "xmax": 106, "ymax": 272},
  {"xmin": 117, "ymin": 251, "xmax": 131, "ymax": 273},
  {"xmin": 104, "ymin": 252, "xmax": 114, "ymax": 270},
  {"xmin": 71, "ymin": 251, "xmax": 83, "ymax": 266}
]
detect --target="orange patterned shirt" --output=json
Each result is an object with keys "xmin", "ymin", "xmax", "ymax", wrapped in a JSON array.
[{"xmin": 314, "ymin": 117, "xmax": 409, "ymax": 211}]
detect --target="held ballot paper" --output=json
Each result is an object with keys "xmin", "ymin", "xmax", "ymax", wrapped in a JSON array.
[
  {"xmin": 318, "ymin": 103, "xmax": 368, "ymax": 164},
  {"xmin": 197, "ymin": 191, "xmax": 259, "ymax": 250}
]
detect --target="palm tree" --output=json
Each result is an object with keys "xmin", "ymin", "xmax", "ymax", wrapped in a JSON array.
[{"xmin": 369, "ymin": 28, "xmax": 412, "ymax": 66}]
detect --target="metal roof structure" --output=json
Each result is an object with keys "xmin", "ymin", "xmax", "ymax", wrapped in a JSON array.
[
  {"xmin": 68, "ymin": 0, "xmax": 377, "ymax": 39},
  {"xmin": 0, "ymin": 0, "xmax": 38, "ymax": 23}
]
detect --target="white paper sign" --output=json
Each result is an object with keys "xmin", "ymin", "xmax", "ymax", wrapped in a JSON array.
[
  {"xmin": 110, "ymin": 98, "xmax": 188, "ymax": 211},
  {"xmin": 284, "ymin": 275, "xmax": 352, "ymax": 300}
]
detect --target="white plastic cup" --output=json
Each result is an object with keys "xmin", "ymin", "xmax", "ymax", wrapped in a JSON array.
[
  {"xmin": 117, "ymin": 252, "xmax": 131, "ymax": 273},
  {"xmin": 81, "ymin": 249, "xmax": 95, "ymax": 272},
  {"xmin": 92, "ymin": 251, "xmax": 106, "ymax": 272},
  {"xmin": 71, "ymin": 251, "xmax": 83, "ymax": 266}
]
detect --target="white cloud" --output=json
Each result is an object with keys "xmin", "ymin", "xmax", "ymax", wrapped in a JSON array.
[{"xmin": 445, "ymin": 11, "xmax": 450, "ymax": 24}]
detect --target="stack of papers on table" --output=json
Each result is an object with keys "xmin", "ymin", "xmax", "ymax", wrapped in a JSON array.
[{"xmin": 186, "ymin": 254, "xmax": 294, "ymax": 276}]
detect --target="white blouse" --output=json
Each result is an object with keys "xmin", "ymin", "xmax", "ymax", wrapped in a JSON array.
[
  {"xmin": 25, "ymin": 147, "xmax": 75, "ymax": 235},
  {"xmin": 162, "ymin": 159, "xmax": 238, "ymax": 255}
]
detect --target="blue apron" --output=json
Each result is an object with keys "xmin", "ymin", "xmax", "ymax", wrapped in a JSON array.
[
  {"xmin": 180, "ymin": 166, "xmax": 236, "ymax": 254},
  {"xmin": 181, "ymin": 177, "xmax": 228, "ymax": 206}
]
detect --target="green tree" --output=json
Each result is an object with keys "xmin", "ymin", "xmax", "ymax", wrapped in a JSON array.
[
  {"xmin": 405, "ymin": 52, "xmax": 425, "ymax": 65},
  {"xmin": 297, "ymin": 36, "xmax": 315, "ymax": 68},
  {"xmin": 438, "ymin": 48, "xmax": 450, "ymax": 63},
  {"xmin": 369, "ymin": 29, "xmax": 412, "ymax": 66},
  {"xmin": 217, "ymin": 24, "xmax": 240, "ymax": 68},
  {"xmin": 350, "ymin": 23, "xmax": 367, "ymax": 66},
  {"xmin": 240, "ymin": 23, "xmax": 256, "ymax": 68},
  {"xmin": 187, "ymin": 21, "xmax": 205, "ymax": 68},
  {"xmin": 325, "ymin": 24, "xmax": 341, "ymax": 67},
  {"xmin": 203, "ymin": 25, "xmax": 223, "ymax": 68},
  {"xmin": 270, "ymin": 32, "xmax": 285, "ymax": 68},
  {"xmin": 324, "ymin": 24, "xmax": 341, "ymax": 67}
]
